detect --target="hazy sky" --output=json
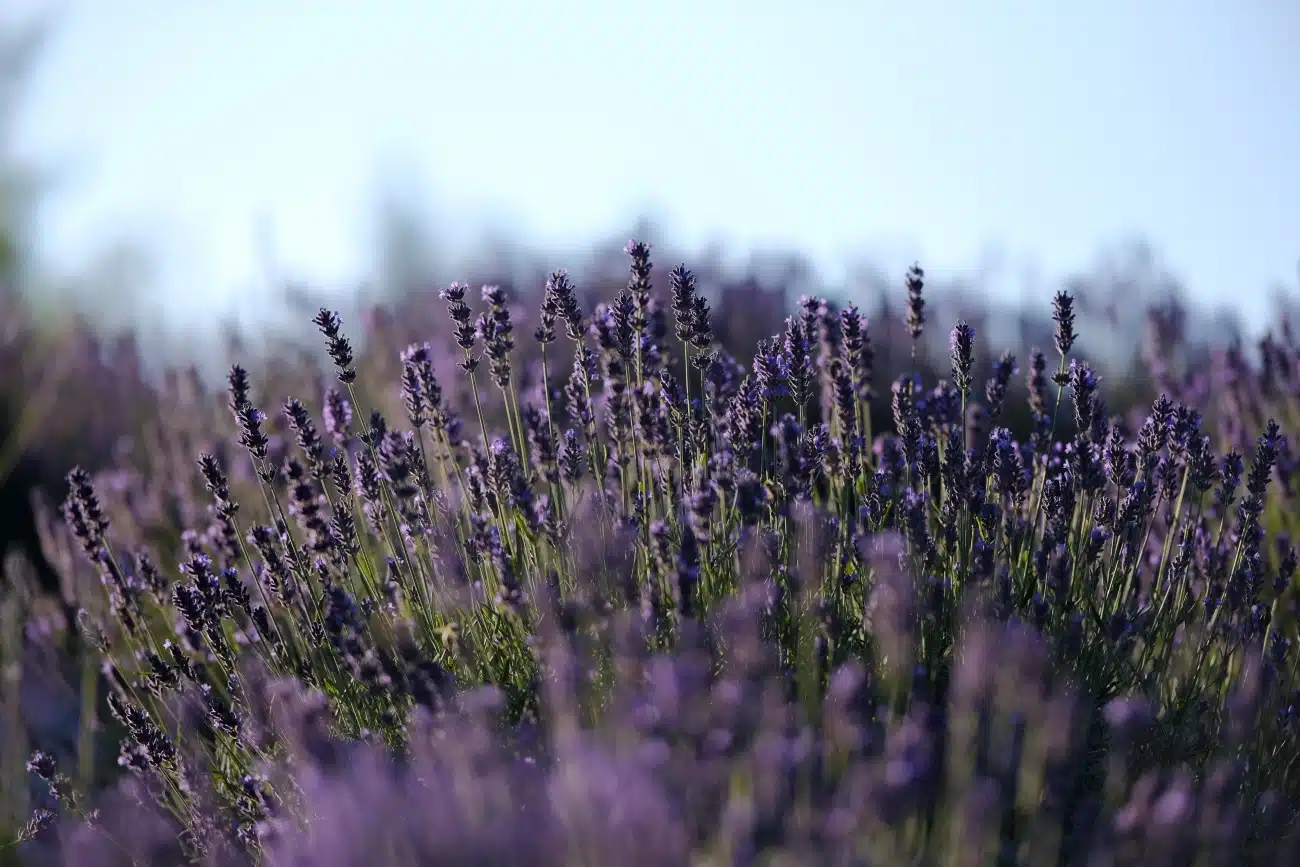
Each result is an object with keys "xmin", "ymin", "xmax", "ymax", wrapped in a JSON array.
[{"xmin": 7, "ymin": 0, "xmax": 1299, "ymax": 329}]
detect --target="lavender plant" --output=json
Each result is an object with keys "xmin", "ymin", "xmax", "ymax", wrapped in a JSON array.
[{"xmin": 8, "ymin": 243, "xmax": 1300, "ymax": 867}]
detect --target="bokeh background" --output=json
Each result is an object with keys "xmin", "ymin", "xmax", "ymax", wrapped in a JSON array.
[{"xmin": 4, "ymin": 1, "xmax": 1298, "ymax": 359}]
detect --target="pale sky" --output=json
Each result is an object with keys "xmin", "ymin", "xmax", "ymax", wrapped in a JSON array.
[{"xmin": 7, "ymin": 0, "xmax": 1300, "ymax": 332}]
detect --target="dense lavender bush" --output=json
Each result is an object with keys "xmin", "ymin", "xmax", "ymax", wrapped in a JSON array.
[{"xmin": 5, "ymin": 242, "xmax": 1300, "ymax": 867}]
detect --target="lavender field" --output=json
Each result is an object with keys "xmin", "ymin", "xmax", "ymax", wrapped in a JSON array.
[{"xmin": 0, "ymin": 237, "xmax": 1298, "ymax": 867}]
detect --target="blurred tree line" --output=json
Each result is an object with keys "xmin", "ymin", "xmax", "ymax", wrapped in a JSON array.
[{"xmin": 0, "ymin": 19, "xmax": 44, "ymax": 295}]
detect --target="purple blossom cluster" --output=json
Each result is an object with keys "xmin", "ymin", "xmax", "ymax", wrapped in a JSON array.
[{"xmin": 4, "ymin": 246, "xmax": 1300, "ymax": 867}]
